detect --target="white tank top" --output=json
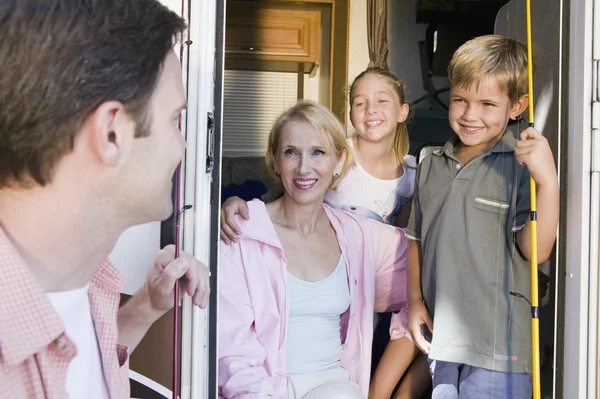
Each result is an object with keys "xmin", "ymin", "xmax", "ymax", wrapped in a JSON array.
[
  {"xmin": 47, "ymin": 284, "xmax": 110, "ymax": 399},
  {"xmin": 286, "ymin": 256, "xmax": 350, "ymax": 374},
  {"xmin": 325, "ymin": 138, "xmax": 416, "ymax": 225}
]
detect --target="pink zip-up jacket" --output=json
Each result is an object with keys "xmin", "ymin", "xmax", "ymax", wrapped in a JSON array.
[{"xmin": 218, "ymin": 200, "xmax": 410, "ymax": 398}]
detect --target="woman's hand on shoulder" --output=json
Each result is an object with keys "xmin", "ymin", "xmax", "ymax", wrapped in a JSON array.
[{"xmin": 220, "ymin": 196, "xmax": 250, "ymax": 244}]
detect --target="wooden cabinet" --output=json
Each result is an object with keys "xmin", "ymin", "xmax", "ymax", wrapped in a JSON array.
[{"xmin": 225, "ymin": 4, "xmax": 321, "ymax": 74}]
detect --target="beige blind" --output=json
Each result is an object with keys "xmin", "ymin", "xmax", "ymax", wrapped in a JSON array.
[{"xmin": 223, "ymin": 70, "xmax": 298, "ymax": 157}]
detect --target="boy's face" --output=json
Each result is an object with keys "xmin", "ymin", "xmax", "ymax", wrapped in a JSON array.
[{"xmin": 448, "ymin": 77, "xmax": 527, "ymax": 153}]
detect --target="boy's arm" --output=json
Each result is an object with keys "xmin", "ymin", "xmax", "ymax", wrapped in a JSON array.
[
  {"xmin": 516, "ymin": 128, "xmax": 560, "ymax": 262},
  {"xmin": 404, "ymin": 163, "xmax": 423, "ymax": 304},
  {"xmin": 403, "ymin": 168, "xmax": 433, "ymax": 353},
  {"xmin": 407, "ymin": 239, "xmax": 432, "ymax": 353},
  {"xmin": 517, "ymin": 179, "xmax": 559, "ymax": 262},
  {"xmin": 407, "ymin": 240, "xmax": 423, "ymax": 305}
]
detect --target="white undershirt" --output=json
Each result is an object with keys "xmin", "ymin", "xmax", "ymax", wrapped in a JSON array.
[
  {"xmin": 325, "ymin": 138, "xmax": 416, "ymax": 225},
  {"xmin": 286, "ymin": 256, "xmax": 350, "ymax": 374},
  {"xmin": 47, "ymin": 284, "xmax": 110, "ymax": 399}
]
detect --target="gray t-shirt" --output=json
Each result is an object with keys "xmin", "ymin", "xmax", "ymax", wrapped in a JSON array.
[{"xmin": 405, "ymin": 131, "xmax": 533, "ymax": 373}]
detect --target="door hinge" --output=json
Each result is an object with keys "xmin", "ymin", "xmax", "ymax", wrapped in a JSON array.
[
  {"xmin": 206, "ymin": 111, "xmax": 215, "ymax": 174},
  {"xmin": 592, "ymin": 59, "xmax": 600, "ymax": 172}
]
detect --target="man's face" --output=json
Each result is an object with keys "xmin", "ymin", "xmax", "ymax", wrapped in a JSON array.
[{"xmin": 118, "ymin": 50, "xmax": 186, "ymax": 223}]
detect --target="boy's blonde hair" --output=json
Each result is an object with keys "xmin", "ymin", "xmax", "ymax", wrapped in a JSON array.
[
  {"xmin": 265, "ymin": 100, "xmax": 355, "ymax": 190},
  {"xmin": 349, "ymin": 67, "xmax": 411, "ymax": 166},
  {"xmin": 447, "ymin": 35, "xmax": 529, "ymax": 104}
]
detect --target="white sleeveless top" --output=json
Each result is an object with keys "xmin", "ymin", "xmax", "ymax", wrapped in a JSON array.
[
  {"xmin": 286, "ymin": 256, "xmax": 350, "ymax": 374},
  {"xmin": 325, "ymin": 138, "xmax": 416, "ymax": 225}
]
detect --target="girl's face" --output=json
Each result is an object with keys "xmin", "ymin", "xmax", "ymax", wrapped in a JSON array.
[{"xmin": 350, "ymin": 74, "xmax": 409, "ymax": 144}]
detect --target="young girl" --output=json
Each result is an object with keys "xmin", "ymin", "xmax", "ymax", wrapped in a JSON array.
[{"xmin": 220, "ymin": 68, "xmax": 431, "ymax": 398}]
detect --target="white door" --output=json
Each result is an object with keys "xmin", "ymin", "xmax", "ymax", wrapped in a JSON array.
[
  {"xmin": 586, "ymin": 0, "xmax": 600, "ymax": 398},
  {"xmin": 564, "ymin": 0, "xmax": 599, "ymax": 398}
]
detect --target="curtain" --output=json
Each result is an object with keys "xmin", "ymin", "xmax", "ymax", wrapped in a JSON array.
[{"xmin": 367, "ymin": 0, "xmax": 388, "ymax": 69}]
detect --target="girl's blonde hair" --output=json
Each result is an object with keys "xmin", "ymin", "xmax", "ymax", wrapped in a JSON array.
[
  {"xmin": 265, "ymin": 100, "xmax": 355, "ymax": 190},
  {"xmin": 349, "ymin": 67, "xmax": 411, "ymax": 165}
]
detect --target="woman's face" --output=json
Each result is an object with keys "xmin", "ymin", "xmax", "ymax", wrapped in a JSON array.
[{"xmin": 273, "ymin": 120, "xmax": 343, "ymax": 206}]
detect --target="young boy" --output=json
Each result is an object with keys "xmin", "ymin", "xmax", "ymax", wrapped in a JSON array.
[{"xmin": 406, "ymin": 35, "xmax": 559, "ymax": 398}]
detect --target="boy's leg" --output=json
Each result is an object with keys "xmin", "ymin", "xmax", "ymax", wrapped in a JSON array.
[
  {"xmin": 458, "ymin": 365, "xmax": 532, "ymax": 399},
  {"xmin": 428, "ymin": 359, "xmax": 460, "ymax": 399}
]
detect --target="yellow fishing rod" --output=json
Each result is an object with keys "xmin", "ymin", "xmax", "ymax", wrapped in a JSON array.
[{"xmin": 525, "ymin": 1, "xmax": 541, "ymax": 398}]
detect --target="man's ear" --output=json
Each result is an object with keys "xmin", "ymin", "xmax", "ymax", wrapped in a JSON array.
[
  {"xmin": 86, "ymin": 101, "xmax": 135, "ymax": 166},
  {"xmin": 510, "ymin": 94, "xmax": 529, "ymax": 120}
]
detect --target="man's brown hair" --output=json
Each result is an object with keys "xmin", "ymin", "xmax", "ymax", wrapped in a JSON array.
[{"xmin": 0, "ymin": 0, "xmax": 186, "ymax": 187}]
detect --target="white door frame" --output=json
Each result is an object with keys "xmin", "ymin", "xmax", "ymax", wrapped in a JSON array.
[
  {"xmin": 564, "ymin": 0, "xmax": 596, "ymax": 397},
  {"xmin": 178, "ymin": 0, "xmax": 219, "ymax": 398}
]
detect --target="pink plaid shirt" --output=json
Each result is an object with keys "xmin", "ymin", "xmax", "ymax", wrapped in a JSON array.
[{"xmin": 0, "ymin": 227, "xmax": 130, "ymax": 398}]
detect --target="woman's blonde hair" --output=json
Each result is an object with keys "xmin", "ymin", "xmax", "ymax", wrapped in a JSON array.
[
  {"xmin": 349, "ymin": 67, "xmax": 411, "ymax": 166},
  {"xmin": 447, "ymin": 34, "xmax": 529, "ymax": 104},
  {"xmin": 265, "ymin": 100, "xmax": 355, "ymax": 190}
]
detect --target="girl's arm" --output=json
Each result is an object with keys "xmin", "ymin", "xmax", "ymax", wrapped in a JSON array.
[
  {"xmin": 220, "ymin": 196, "xmax": 249, "ymax": 244},
  {"xmin": 395, "ymin": 200, "xmax": 412, "ymax": 228},
  {"xmin": 370, "ymin": 220, "xmax": 409, "ymax": 314}
]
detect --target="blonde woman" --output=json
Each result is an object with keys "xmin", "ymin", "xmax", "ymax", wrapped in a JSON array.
[{"xmin": 218, "ymin": 101, "xmax": 410, "ymax": 398}]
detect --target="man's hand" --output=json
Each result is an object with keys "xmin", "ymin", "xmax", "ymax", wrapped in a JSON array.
[
  {"xmin": 408, "ymin": 301, "xmax": 433, "ymax": 354},
  {"xmin": 118, "ymin": 245, "xmax": 210, "ymax": 352},
  {"xmin": 146, "ymin": 244, "xmax": 210, "ymax": 311}
]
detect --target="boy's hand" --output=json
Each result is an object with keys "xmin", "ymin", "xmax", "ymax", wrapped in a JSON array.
[
  {"xmin": 515, "ymin": 128, "xmax": 558, "ymax": 187},
  {"xmin": 408, "ymin": 301, "xmax": 433, "ymax": 354},
  {"xmin": 220, "ymin": 196, "xmax": 250, "ymax": 244}
]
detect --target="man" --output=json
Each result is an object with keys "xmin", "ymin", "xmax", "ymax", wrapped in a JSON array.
[{"xmin": 0, "ymin": 1, "xmax": 210, "ymax": 398}]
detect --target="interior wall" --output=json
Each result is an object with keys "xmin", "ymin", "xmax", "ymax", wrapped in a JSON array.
[
  {"xmin": 331, "ymin": 0, "xmax": 350, "ymax": 121},
  {"xmin": 386, "ymin": 0, "xmax": 454, "ymax": 153},
  {"xmin": 344, "ymin": 0, "xmax": 372, "ymax": 130},
  {"xmin": 387, "ymin": 0, "xmax": 431, "ymax": 107},
  {"xmin": 304, "ymin": 6, "xmax": 331, "ymax": 105},
  {"xmin": 347, "ymin": 0, "xmax": 370, "ymax": 86}
]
